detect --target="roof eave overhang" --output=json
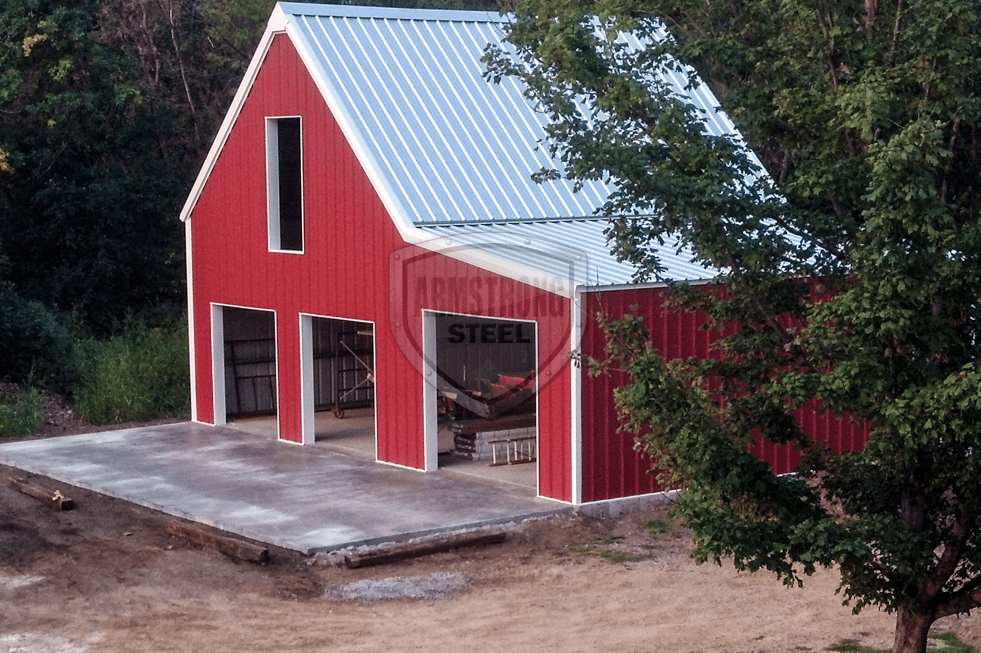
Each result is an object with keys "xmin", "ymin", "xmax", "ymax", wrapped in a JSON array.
[{"xmin": 409, "ymin": 229, "xmax": 585, "ymax": 299}]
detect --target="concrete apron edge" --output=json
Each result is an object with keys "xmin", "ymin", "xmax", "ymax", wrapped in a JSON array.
[
  {"xmin": 574, "ymin": 489, "xmax": 682, "ymax": 520},
  {"xmin": 0, "ymin": 461, "xmax": 285, "ymax": 551},
  {"xmin": 0, "ymin": 460, "xmax": 574, "ymax": 556},
  {"xmin": 306, "ymin": 507, "xmax": 576, "ymax": 556}
]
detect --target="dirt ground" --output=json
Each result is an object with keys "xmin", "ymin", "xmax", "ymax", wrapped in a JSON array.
[{"xmin": 0, "ymin": 399, "xmax": 977, "ymax": 653}]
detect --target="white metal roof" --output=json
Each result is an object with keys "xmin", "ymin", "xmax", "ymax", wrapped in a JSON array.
[
  {"xmin": 182, "ymin": 3, "xmax": 725, "ymax": 293},
  {"xmin": 282, "ymin": 3, "xmax": 614, "ymax": 227}
]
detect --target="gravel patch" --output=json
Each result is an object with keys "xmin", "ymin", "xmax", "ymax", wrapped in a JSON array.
[{"xmin": 326, "ymin": 572, "xmax": 470, "ymax": 602}]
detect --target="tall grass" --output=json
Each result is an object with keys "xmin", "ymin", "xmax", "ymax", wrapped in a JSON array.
[
  {"xmin": 0, "ymin": 384, "xmax": 45, "ymax": 438},
  {"xmin": 72, "ymin": 318, "xmax": 190, "ymax": 424}
]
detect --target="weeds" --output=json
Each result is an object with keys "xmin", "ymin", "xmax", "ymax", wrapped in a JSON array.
[
  {"xmin": 931, "ymin": 632, "xmax": 979, "ymax": 653},
  {"xmin": 0, "ymin": 384, "xmax": 45, "ymax": 438},
  {"xmin": 642, "ymin": 517, "xmax": 671, "ymax": 536},
  {"xmin": 72, "ymin": 318, "xmax": 189, "ymax": 424},
  {"xmin": 564, "ymin": 514, "xmax": 681, "ymax": 565},
  {"xmin": 598, "ymin": 550, "xmax": 643, "ymax": 564},
  {"xmin": 829, "ymin": 632, "xmax": 976, "ymax": 653},
  {"xmin": 568, "ymin": 542, "xmax": 643, "ymax": 565},
  {"xmin": 828, "ymin": 639, "xmax": 870, "ymax": 653}
]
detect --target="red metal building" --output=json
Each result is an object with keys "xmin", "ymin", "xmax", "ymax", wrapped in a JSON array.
[{"xmin": 181, "ymin": 3, "xmax": 865, "ymax": 507}]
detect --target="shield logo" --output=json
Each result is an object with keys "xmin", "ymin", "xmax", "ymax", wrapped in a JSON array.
[{"xmin": 389, "ymin": 233, "xmax": 589, "ymax": 414}]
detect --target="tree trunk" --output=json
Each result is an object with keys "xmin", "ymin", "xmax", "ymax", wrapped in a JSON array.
[{"xmin": 893, "ymin": 606, "xmax": 935, "ymax": 653}]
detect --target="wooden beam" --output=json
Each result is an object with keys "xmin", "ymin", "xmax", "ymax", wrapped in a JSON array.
[
  {"xmin": 165, "ymin": 520, "xmax": 269, "ymax": 564},
  {"xmin": 345, "ymin": 529, "xmax": 507, "ymax": 568},
  {"xmin": 7, "ymin": 476, "xmax": 74, "ymax": 510}
]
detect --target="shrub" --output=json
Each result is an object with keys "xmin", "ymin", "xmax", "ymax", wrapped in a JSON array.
[
  {"xmin": 0, "ymin": 384, "xmax": 45, "ymax": 438},
  {"xmin": 72, "ymin": 317, "xmax": 190, "ymax": 424},
  {"xmin": 0, "ymin": 291, "xmax": 72, "ymax": 389}
]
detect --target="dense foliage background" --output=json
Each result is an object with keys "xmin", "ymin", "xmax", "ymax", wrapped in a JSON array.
[{"xmin": 0, "ymin": 0, "xmax": 280, "ymax": 424}]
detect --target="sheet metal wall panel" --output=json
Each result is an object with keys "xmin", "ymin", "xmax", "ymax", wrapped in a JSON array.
[
  {"xmin": 189, "ymin": 35, "xmax": 575, "ymax": 500},
  {"xmin": 581, "ymin": 287, "xmax": 869, "ymax": 501},
  {"xmin": 580, "ymin": 288, "xmax": 686, "ymax": 502}
]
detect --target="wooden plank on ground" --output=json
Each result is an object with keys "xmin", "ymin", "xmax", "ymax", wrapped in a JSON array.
[
  {"xmin": 7, "ymin": 476, "xmax": 74, "ymax": 510},
  {"xmin": 165, "ymin": 520, "xmax": 269, "ymax": 564},
  {"xmin": 345, "ymin": 529, "xmax": 507, "ymax": 568}
]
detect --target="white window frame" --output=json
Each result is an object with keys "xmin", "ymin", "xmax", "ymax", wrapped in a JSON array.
[{"xmin": 265, "ymin": 116, "xmax": 304, "ymax": 253}]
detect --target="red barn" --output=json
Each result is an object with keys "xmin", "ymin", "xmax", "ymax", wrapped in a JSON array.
[{"xmin": 180, "ymin": 3, "xmax": 864, "ymax": 506}]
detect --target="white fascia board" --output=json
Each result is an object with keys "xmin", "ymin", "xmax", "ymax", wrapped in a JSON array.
[
  {"xmin": 179, "ymin": 5, "xmax": 290, "ymax": 222},
  {"xmin": 411, "ymin": 234, "xmax": 583, "ymax": 300},
  {"xmin": 577, "ymin": 277, "xmax": 719, "ymax": 293},
  {"xmin": 570, "ymin": 286, "xmax": 584, "ymax": 505}
]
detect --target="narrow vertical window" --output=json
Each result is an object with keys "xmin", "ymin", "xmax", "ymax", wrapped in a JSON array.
[{"xmin": 266, "ymin": 117, "xmax": 303, "ymax": 252}]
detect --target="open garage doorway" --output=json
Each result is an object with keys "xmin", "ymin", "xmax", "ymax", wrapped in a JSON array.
[
  {"xmin": 220, "ymin": 306, "xmax": 278, "ymax": 431},
  {"xmin": 300, "ymin": 315, "xmax": 376, "ymax": 458},
  {"xmin": 425, "ymin": 312, "xmax": 538, "ymax": 491}
]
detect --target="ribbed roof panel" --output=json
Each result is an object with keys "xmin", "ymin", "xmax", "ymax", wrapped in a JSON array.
[
  {"xmin": 285, "ymin": 4, "xmax": 609, "ymax": 225},
  {"xmin": 276, "ymin": 3, "xmax": 727, "ymax": 284}
]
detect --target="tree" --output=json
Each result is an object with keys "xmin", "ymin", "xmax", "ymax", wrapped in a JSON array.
[
  {"xmin": 0, "ymin": 0, "xmax": 182, "ymax": 331},
  {"xmin": 98, "ymin": 0, "xmax": 274, "ymax": 157},
  {"xmin": 486, "ymin": 1, "xmax": 981, "ymax": 652},
  {"xmin": 0, "ymin": 0, "xmax": 272, "ymax": 334}
]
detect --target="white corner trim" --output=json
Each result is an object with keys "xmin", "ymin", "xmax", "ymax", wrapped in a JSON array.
[
  {"xmin": 185, "ymin": 219, "xmax": 197, "ymax": 423},
  {"xmin": 299, "ymin": 314, "xmax": 315, "ymax": 445},
  {"xmin": 421, "ymin": 312, "xmax": 439, "ymax": 471},
  {"xmin": 210, "ymin": 304, "xmax": 226, "ymax": 426},
  {"xmin": 570, "ymin": 289, "xmax": 584, "ymax": 505}
]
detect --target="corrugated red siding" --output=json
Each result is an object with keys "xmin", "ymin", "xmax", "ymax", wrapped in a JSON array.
[
  {"xmin": 580, "ymin": 287, "xmax": 713, "ymax": 502},
  {"xmin": 580, "ymin": 286, "xmax": 868, "ymax": 501},
  {"xmin": 188, "ymin": 35, "xmax": 574, "ymax": 501}
]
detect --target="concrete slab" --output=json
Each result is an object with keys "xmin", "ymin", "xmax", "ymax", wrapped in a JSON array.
[{"xmin": 0, "ymin": 422, "xmax": 570, "ymax": 554}]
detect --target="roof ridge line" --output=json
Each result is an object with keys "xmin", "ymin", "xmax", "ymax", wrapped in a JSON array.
[{"xmin": 277, "ymin": 2, "xmax": 506, "ymax": 23}]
